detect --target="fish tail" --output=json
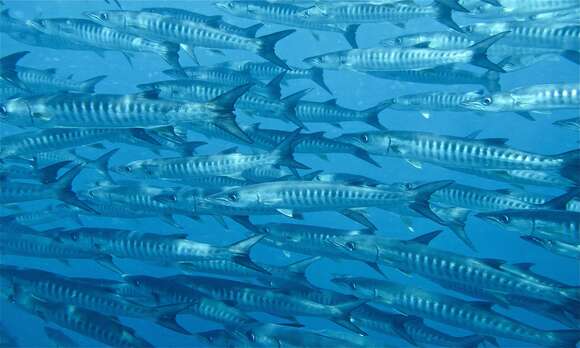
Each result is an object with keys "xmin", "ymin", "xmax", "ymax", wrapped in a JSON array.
[
  {"xmin": 210, "ymin": 84, "xmax": 254, "ymax": 144},
  {"xmin": 409, "ymin": 180, "xmax": 455, "ymax": 225},
  {"xmin": 562, "ymin": 50, "xmax": 580, "ymax": 66},
  {"xmin": 158, "ymin": 42, "xmax": 184, "ymax": 75},
  {"xmin": 309, "ymin": 67, "xmax": 332, "ymax": 94},
  {"xmin": 153, "ymin": 304, "xmax": 192, "ymax": 335},
  {"xmin": 547, "ymin": 329, "xmax": 580, "ymax": 348},
  {"xmin": 227, "ymin": 235, "xmax": 270, "ymax": 274},
  {"xmin": 362, "ymin": 99, "xmax": 392, "ymax": 130},
  {"xmin": 51, "ymin": 164, "xmax": 97, "ymax": 214},
  {"xmin": 88, "ymin": 148, "xmax": 119, "ymax": 184},
  {"xmin": 0, "ymin": 51, "xmax": 29, "ymax": 90},
  {"xmin": 468, "ymin": 32, "xmax": 510, "ymax": 72},
  {"xmin": 352, "ymin": 148, "xmax": 381, "ymax": 168},
  {"xmin": 79, "ymin": 75, "xmax": 107, "ymax": 93},
  {"xmin": 343, "ymin": 24, "xmax": 360, "ymax": 49},
  {"xmin": 242, "ymin": 23, "xmax": 264, "ymax": 38},
  {"xmin": 178, "ymin": 141, "xmax": 207, "ymax": 157},
  {"xmin": 331, "ymin": 299, "xmax": 368, "ymax": 336},
  {"xmin": 264, "ymin": 71, "xmax": 286, "ymax": 99},
  {"xmin": 442, "ymin": 207, "xmax": 476, "ymax": 251},
  {"xmin": 37, "ymin": 160, "xmax": 73, "ymax": 184},
  {"xmin": 256, "ymin": 29, "xmax": 296, "ymax": 70},
  {"xmin": 280, "ymin": 88, "xmax": 312, "ymax": 128},
  {"xmin": 273, "ymin": 127, "xmax": 311, "ymax": 176},
  {"xmin": 433, "ymin": 0, "xmax": 468, "ymax": 33},
  {"xmin": 556, "ymin": 149, "xmax": 580, "ymax": 184}
]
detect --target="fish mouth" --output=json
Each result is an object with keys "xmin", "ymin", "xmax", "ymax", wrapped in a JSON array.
[
  {"xmin": 474, "ymin": 212, "xmax": 497, "ymax": 223},
  {"xmin": 83, "ymin": 12, "xmax": 100, "ymax": 21},
  {"xmin": 25, "ymin": 19, "xmax": 45, "ymax": 31},
  {"xmin": 214, "ymin": 2, "xmax": 229, "ymax": 10}
]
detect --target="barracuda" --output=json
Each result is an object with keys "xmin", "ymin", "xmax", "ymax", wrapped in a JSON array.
[
  {"xmin": 14, "ymin": 66, "xmax": 106, "ymax": 94},
  {"xmin": 1, "ymin": 204, "xmax": 82, "ymax": 226},
  {"xmin": 240, "ymin": 124, "xmax": 380, "ymax": 167},
  {"xmin": 453, "ymin": 167, "xmax": 578, "ymax": 188},
  {"xmin": 331, "ymin": 231, "xmax": 580, "ymax": 307},
  {"xmin": 216, "ymin": 60, "xmax": 332, "ymax": 94},
  {"xmin": 463, "ymin": 21, "xmax": 580, "ymax": 54},
  {"xmin": 162, "ymin": 66, "xmax": 279, "ymax": 98},
  {"xmin": 136, "ymin": 79, "xmax": 308, "ymax": 126},
  {"xmin": 367, "ymin": 65, "xmax": 501, "ymax": 93},
  {"xmin": 214, "ymin": 1, "xmax": 360, "ymax": 48},
  {"xmin": 386, "ymin": 90, "xmax": 485, "ymax": 118},
  {"xmin": 85, "ymin": 10, "xmax": 294, "ymax": 69},
  {"xmin": 118, "ymin": 275, "xmax": 258, "ymax": 328},
  {"xmin": 522, "ymin": 236, "xmax": 580, "ymax": 260},
  {"xmin": 554, "ymin": 117, "xmax": 580, "ymax": 131},
  {"xmin": 0, "ymin": 85, "xmax": 253, "ymax": 143},
  {"xmin": 461, "ymin": 83, "xmax": 580, "ymax": 119},
  {"xmin": 178, "ymin": 256, "xmax": 319, "ymax": 289},
  {"xmin": 296, "ymin": 0, "xmax": 467, "ymax": 32},
  {"xmin": 335, "ymin": 130, "xmax": 580, "ymax": 183},
  {"xmin": 27, "ymin": 18, "xmax": 182, "ymax": 70},
  {"xmin": 5, "ymin": 290, "xmax": 154, "ymax": 348},
  {"xmin": 44, "ymin": 327, "xmax": 78, "ymax": 348},
  {"xmin": 431, "ymin": 183, "xmax": 539, "ymax": 211},
  {"xmin": 332, "ymin": 277, "xmax": 580, "ymax": 348},
  {"xmin": 293, "ymin": 98, "xmax": 389, "ymax": 129},
  {"xmin": 477, "ymin": 209, "xmax": 580, "ymax": 245},
  {"xmin": 463, "ymin": 0, "xmax": 580, "ymax": 19},
  {"xmin": 0, "ymin": 81, "xmax": 27, "ymax": 101},
  {"xmin": 0, "ymin": 266, "xmax": 191, "ymax": 335},
  {"xmin": 0, "ymin": 164, "xmax": 95, "ymax": 212},
  {"xmin": 204, "ymin": 180, "xmax": 452, "ymax": 228},
  {"xmin": 54, "ymin": 227, "xmax": 268, "ymax": 274},
  {"xmin": 304, "ymin": 32, "xmax": 509, "ymax": 73},
  {"xmin": 0, "ymin": 51, "xmax": 29, "ymax": 90},
  {"xmin": 115, "ymin": 128, "xmax": 308, "ymax": 180},
  {"xmin": 168, "ymin": 274, "xmax": 367, "ymax": 335},
  {"xmin": 141, "ymin": 7, "xmax": 264, "ymax": 38},
  {"xmin": 0, "ymin": 161, "xmax": 71, "ymax": 184}
]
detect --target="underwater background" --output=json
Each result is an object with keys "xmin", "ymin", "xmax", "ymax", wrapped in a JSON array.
[{"xmin": 0, "ymin": 1, "xmax": 578, "ymax": 347}]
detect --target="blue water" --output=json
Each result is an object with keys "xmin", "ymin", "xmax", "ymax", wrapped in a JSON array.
[{"xmin": 0, "ymin": 1, "xmax": 579, "ymax": 347}]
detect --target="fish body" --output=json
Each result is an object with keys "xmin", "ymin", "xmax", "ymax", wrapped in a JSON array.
[
  {"xmin": 332, "ymin": 277, "xmax": 579, "ymax": 348},
  {"xmin": 14, "ymin": 66, "xmax": 106, "ymax": 94},
  {"xmin": 387, "ymin": 90, "xmax": 485, "ymax": 115},
  {"xmin": 44, "ymin": 327, "xmax": 79, "ymax": 348}
]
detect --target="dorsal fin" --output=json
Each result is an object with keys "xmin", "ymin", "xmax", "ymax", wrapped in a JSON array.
[
  {"xmin": 479, "ymin": 138, "xmax": 509, "ymax": 146},
  {"xmin": 218, "ymin": 147, "xmax": 239, "ymax": 155},
  {"xmin": 43, "ymin": 68, "xmax": 57, "ymax": 75},
  {"xmin": 494, "ymin": 188, "xmax": 513, "ymax": 195},
  {"xmin": 348, "ymin": 228, "xmax": 375, "ymax": 236},
  {"xmin": 287, "ymin": 256, "xmax": 321, "ymax": 274},
  {"xmin": 408, "ymin": 230, "xmax": 442, "ymax": 245},
  {"xmin": 540, "ymin": 188, "xmax": 580, "ymax": 210},
  {"xmin": 479, "ymin": 258, "xmax": 506, "ymax": 269},
  {"xmin": 134, "ymin": 89, "xmax": 160, "ymax": 100},
  {"xmin": 465, "ymin": 129, "xmax": 482, "ymax": 139},
  {"xmin": 468, "ymin": 301, "xmax": 495, "ymax": 310},
  {"xmin": 323, "ymin": 98, "xmax": 337, "ymax": 106},
  {"xmin": 508, "ymin": 262, "xmax": 535, "ymax": 272}
]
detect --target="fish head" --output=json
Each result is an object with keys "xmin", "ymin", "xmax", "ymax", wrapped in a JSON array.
[
  {"xmin": 380, "ymin": 33, "xmax": 429, "ymax": 48},
  {"xmin": 214, "ymin": 2, "xmax": 247, "ymax": 15},
  {"xmin": 0, "ymin": 97, "xmax": 38, "ymax": 127},
  {"xmin": 26, "ymin": 18, "xmax": 74, "ymax": 36},
  {"xmin": 205, "ymin": 186, "xmax": 263, "ymax": 210},
  {"xmin": 303, "ymin": 51, "xmax": 347, "ymax": 69},
  {"xmin": 121, "ymin": 275, "xmax": 161, "ymax": 299},
  {"xmin": 84, "ymin": 10, "xmax": 127, "ymax": 29},
  {"xmin": 296, "ymin": 4, "xmax": 329, "ymax": 19},
  {"xmin": 330, "ymin": 275, "xmax": 368, "ymax": 294},
  {"xmin": 460, "ymin": 92, "xmax": 513, "ymax": 112},
  {"xmin": 334, "ymin": 131, "xmax": 389, "ymax": 154},
  {"xmin": 112, "ymin": 161, "xmax": 156, "ymax": 179},
  {"xmin": 475, "ymin": 210, "xmax": 530, "ymax": 232}
]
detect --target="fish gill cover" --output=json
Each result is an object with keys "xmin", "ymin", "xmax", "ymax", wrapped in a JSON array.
[{"xmin": 0, "ymin": 0, "xmax": 579, "ymax": 347}]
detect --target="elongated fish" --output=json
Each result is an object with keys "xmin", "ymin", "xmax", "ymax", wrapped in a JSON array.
[
  {"xmin": 386, "ymin": 90, "xmax": 485, "ymax": 118},
  {"xmin": 85, "ymin": 10, "xmax": 294, "ymax": 69},
  {"xmin": 14, "ymin": 66, "xmax": 106, "ymax": 94},
  {"xmin": 332, "ymin": 276, "xmax": 580, "ymax": 348},
  {"xmin": 214, "ymin": 1, "xmax": 360, "ymax": 48},
  {"xmin": 27, "ymin": 18, "xmax": 182, "ymax": 70},
  {"xmin": 335, "ymin": 130, "xmax": 580, "ymax": 183},
  {"xmin": 44, "ymin": 327, "xmax": 79, "ymax": 348},
  {"xmin": 304, "ymin": 32, "xmax": 509, "ymax": 73},
  {"xmin": 0, "ymin": 85, "xmax": 253, "ymax": 143}
]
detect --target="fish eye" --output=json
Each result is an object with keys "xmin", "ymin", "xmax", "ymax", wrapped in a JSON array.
[
  {"xmin": 350, "ymin": 282, "xmax": 357, "ymax": 290},
  {"xmin": 465, "ymin": 26, "xmax": 473, "ymax": 33},
  {"xmin": 394, "ymin": 38, "xmax": 402, "ymax": 45},
  {"xmin": 482, "ymin": 97, "xmax": 493, "ymax": 106},
  {"xmin": 99, "ymin": 13, "xmax": 109, "ymax": 20},
  {"xmin": 345, "ymin": 241, "xmax": 356, "ymax": 251},
  {"xmin": 360, "ymin": 134, "xmax": 369, "ymax": 143},
  {"xmin": 228, "ymin": 192, "xmax": 239, "ymax": 202},
  {"xmin": 404, "ymin": 183, "xmax": 413, "ymax": 190},
  {"xmin": 0, "ymin": 105, "xmax": 7, "ymax": 115},
  {"xmin": 89, "ymin": 191, "xmax": 95, "ymax": 198},
  {"xmin": 124, "ymin": 166, "xmax": 133, "ymax": 173},
  {"xmin": 70, "ymin": 231, "xmax": 80, "ymax": 241},
  {"xmin": 499, "ymin": 215, "xmax": 510, "ymax": 224}
]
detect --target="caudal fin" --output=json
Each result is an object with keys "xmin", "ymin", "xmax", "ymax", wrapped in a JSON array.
[
  {"xmin": 469, "ymin": 32, "xmax": 510, "ymax": 72},
  {"xmin": 256, "ymin": 30, "xmax": 296, "ymax": 70},
  {"xmin": 51, "ymin": 164, "xmax": 98, "ymax": 214},
  {"xmin": 273, "ymin": 128, "xmax": 310, "ymax": 177},
  {"xmin": 210, "ymin": 84, "xmax": 254, "ymax": 144},
  {"xmin": 352, "ymin": 148, "xmax": 381, "ymax": 168},
  {"xmin": 433, "ymin": 0, "xmax": 468, "ymax": 33},
  {"xmin": 178, "ymin": 141, "xmax": 207, "ymax": 157},
  {"xmin": 331, "ymin": 300, "xmax": 368, "ymax": 336},
  {"xmin": 308, "ymin": 67, "xmax": 332, "ymax": 94},
  {"xmin": 437, "ymin": 206, "xmax": 475, "ymax": 251},
  {"xmin": 409, "ymin": 180, "xmax": 455, "ymax": 225},
  {"xmin": 362, "ymin": 99, "xmax": 392, "ymax": 130},
  {"xmin": 263, "ymin": 71, "xmax": 285, "ymax": 99},
  {"xmin": 37, "ymin": 160, "xmax": 72, "ymax": 184},
  {"xmin": 0, "ymin": 51, "xmax": 29, "ymax": 90},
  {"xmin": 153, "ymin": 304, "xmax": 192, "ymax": 335},
  {"xmin": 280, "ymin": 88, "xmax": 312, "ymax": 127},
  {"xmin": 88, "ymin": 148, "xmax": 119, "ymax": 184},
  {"xmin": 158, "ymin": 42, "xmax": 184, "ymax": 74},
  {"xmin": 79, "ymin": 75, "xmax": 107, "ymax": 93},
  {"xmin": 342, "ymin": 24, "xmax": 360, "ymax": 49},
  {"xmin": 562, "ymin": 50, "xmax": 580, "ymax": 65},
  {"xmin": 228, "ymin": 235, "xmax": 270, "ymax": 274},
  {"xmin": 241, "ymin": 23, "xmax": 264, "ymax": 38},
  {"xmin": 557, "ymin": 149, "xmax": 580, "ymax": 184}
]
